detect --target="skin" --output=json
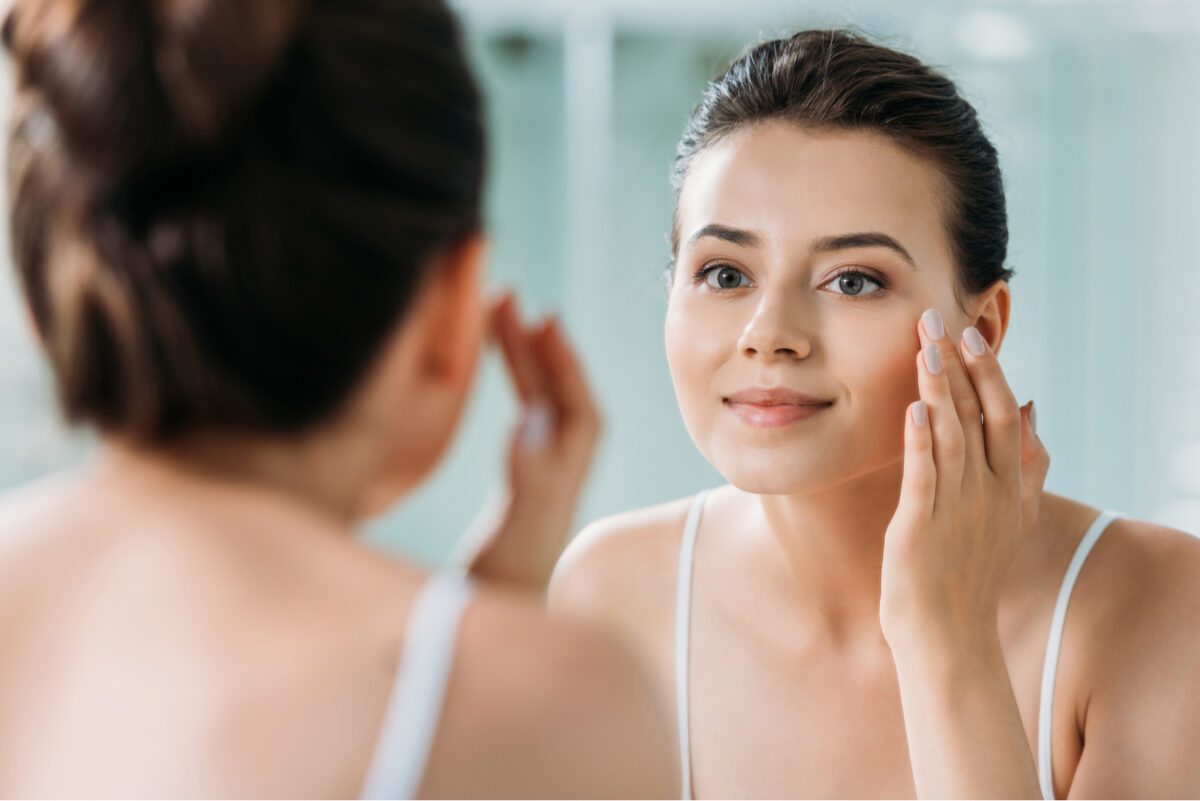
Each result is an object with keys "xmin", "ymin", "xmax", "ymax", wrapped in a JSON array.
[
  {"xmin": 0, "ymin": 234, "xmax": 677, "ymax": 797},
  {"xmin": 550, "ymin": 122, "xmax": 1200, "ymax": 798}
]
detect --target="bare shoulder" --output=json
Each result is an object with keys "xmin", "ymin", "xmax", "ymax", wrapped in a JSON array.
[
  {"xmin": 0, "ymin": 470, "xmax": 83, "ymax": 547},
  {"xmin": 1056, "ymin": 506, "xmax": 1200, "ymax": 795},
  {"xmin": 547, "ymin": 489, "xmax": 713, "ymax": 624},
  {"xmin": 1033, "ymin": 493, "xmax": 1200, "ymax": 617},
  {"xmin": 1074, "ymin": 511, "xmax": 1200, "ymax": 635},
  {"xmin": 1064, "ymin": 500, "xmax": 1200, "ymax": 699},
  {"xmin": 426, "ymin": 585, "xmax": 678, "ymax": 798}
]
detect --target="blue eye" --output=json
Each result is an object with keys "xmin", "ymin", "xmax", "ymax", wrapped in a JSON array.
[
  {"xmin": 824, "ymin": 270, "xmax": 883, "ymax": 296},
  {"xmin": 699, "ymin": 264, "xmax": 752, "ymax": 290}
]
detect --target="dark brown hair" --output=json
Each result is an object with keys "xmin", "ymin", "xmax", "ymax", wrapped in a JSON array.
[
  {"xmin": 4, "ymin": 0, "xmax": 484, "ymax": 441},
  {"xmin": 670, "ymin": 29, "xmax": 1011, "ymax": 298}
]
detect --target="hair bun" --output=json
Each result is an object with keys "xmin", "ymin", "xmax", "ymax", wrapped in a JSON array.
[
  {"xmin": 6, "ymin": 0, "xmax": 485, "ymax": 441},
  {"xmin": 152, "ymin": 0, "xmax": 304, "ymax": 141},
  {"xmin": 4, "ymin": 0, "xmax": 304, "ymax": 186}
]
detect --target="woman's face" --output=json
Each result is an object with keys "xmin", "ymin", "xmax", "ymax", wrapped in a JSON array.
[{"xmin": 666, "ymin": 122, "xmax": 968, "ymax": 495}]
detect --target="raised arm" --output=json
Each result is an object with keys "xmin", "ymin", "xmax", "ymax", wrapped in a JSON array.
[{"xmin": 881, "ymin": 308, "xmax": 1049, "ymax": 798}]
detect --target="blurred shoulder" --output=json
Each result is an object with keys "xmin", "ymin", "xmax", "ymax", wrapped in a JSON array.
[
  {"xmin": 547, "ymin": 488, "xmax": 719, "ymax": 622},
  {"xmin": 427, "ymin": 584, "xmax": 677, "ymax": 798},
  {"xmin": 0, "ymin": 470, "xmax": 82, "ymax": 544}
]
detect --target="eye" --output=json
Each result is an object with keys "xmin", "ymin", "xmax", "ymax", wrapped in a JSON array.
[
  {"xmin": 823, "ymin": 270, "xmax": 883, "ymax": 296},
  {"xmin": 698, "ymin": 264, "xmax": 753, "ymax": 291}
]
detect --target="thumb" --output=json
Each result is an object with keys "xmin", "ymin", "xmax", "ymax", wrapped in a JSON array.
[
  {"xmin": 507, "ymin": 401, "xmax": 555, "ymax": 483},
  {"xmin": 517, "ymin": 401, "xmax": 553, "ymax": 453}
]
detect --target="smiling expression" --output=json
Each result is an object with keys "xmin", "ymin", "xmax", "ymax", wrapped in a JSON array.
[{"xmin": 665, "ymin": 121, "xmax": 967, "ymax": 495}]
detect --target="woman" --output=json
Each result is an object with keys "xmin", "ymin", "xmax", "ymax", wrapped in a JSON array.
[
  {"xmin": 551, "ymin": 30, "xmax": 1200, "ymax": 798},
  {"xmin": 0, "ymin": 0, "xmax": 676, "ymax": 796}
]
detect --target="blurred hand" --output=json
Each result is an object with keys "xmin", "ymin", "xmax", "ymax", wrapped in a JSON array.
[{"xmin": 465, "ymin": 293, "xmax": 602, "ymax": 594}]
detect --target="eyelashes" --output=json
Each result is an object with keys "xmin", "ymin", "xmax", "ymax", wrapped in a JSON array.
[
  {"xmin": 690, "ymin": 262, "xmax": 889, "ymax": 297},
  {"xmin": 824, "ymin": 266, "xmax": 886, "ymax": 296},
  {"xmin": 692, "ymin": 263, "xmax": 751, "ymax": 290}
]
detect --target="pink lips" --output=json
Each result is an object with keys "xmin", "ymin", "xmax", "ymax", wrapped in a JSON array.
[{"xmin": 723, "ymin": 387, "xmax": 833, "ymax": 428}]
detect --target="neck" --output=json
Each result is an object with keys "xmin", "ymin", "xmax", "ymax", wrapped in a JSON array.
[
  {"xmin": 98, "ymin": 420, "xmax": 387, "ymax": 528},
  {"xmin": 749, "ymin": 459, "xmax": 904, "ymax": 639}
]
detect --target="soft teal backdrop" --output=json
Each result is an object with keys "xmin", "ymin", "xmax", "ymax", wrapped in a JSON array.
[{"xmin": 2, "ymin": 0, "xmax": 1198, "ymax": 565}]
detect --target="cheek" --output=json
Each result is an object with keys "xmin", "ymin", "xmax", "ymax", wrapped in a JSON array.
[
  {"xmin": 829, "ymin": 314, "xmax": 921, "ymax": 426},
  {"xmin": 664, "ymin": 298, "xmax": 730, "ymax": 430}
]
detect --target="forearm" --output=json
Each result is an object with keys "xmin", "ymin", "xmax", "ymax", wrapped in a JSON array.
[
  {"xmin": 468, "ymin": 535, "xmax": 554, "ymax": 595},
  {"xmin": 890, "ymin": 631, "xmax": 1040, "ymax": 799},
  {"xmin": 467, "ymin": 499, "xmax": 577, "ymax": 596}
]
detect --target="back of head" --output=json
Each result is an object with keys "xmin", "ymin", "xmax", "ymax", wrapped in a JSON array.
[
  {"xmin": 671, "ymin": 29, "xmax": 1010, "ymax": 300},
  {"xmin": 4, "ymin": 0, "xmax": 484, "ymax": 441}
]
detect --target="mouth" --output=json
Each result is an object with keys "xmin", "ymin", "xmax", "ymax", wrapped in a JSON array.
[{"xmin": 722, "ymin": 388, "xmax": 834, "ymax": 429}]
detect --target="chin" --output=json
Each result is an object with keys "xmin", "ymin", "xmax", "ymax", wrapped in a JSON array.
[
  {"xmin": 703, "ymin": 446, "xmax": 839, "ymax": 496},
  {"xmin": 699, "ymin": 432, "xmax": 904, "ymax": 497}
]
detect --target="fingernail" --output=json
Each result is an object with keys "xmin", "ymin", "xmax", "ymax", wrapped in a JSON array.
[
  {"xmin": 921, "ymin": 308, "xmax": 945, "ymax": 340},
  {"xmin": 1029, "ymin": 401, "xmax": 1037, "ymax": 437},
  {"xmin": 519, "ymin": 402, "xmax": 553, "ymax": 452},
  {"xmin": 963, "ymin": 326, "xmax": 986, "ymax": 357},
  {"xmin": 923, "ymin": 343, "xmax": 942, "ymax": 374},
  {"xmin": 912, "ymin": 400, "xmax": 928, "ymax": 427}
]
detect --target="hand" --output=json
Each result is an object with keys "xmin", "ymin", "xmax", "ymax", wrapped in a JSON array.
[
  {"xmin": 464, "ymin": 293, "xmax": 602, "ymax": 594},
  {"xmin": 880, "ymin": 309, "xmax": 1050, "ymax": 653}
]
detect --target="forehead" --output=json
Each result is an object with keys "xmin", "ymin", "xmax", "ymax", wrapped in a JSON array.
[{"xmin": 677, "ymin": 122, "xmax": 954, "ymax": 268}]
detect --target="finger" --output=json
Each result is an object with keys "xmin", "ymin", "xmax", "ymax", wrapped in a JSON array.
[
  {"xmin": 533, "ymin": 317, "xmax": 602, "ymax": 454},
  {"xmin": 494, "ymin": 294, "xmax": 546, "ymax": 403},
  {"xmin": 896, "ymin": 400, "xmax": 936, "ymax": 522},
  {"xmin": 958, "ymin": 325, "xmax": 1021, "ymax": 476},
  {"xmin": 1019, "ymin": 402, "xmax": 1050, "ymax": 535},
  {"xmin": 917, "ymin": 339, "xmax": 966, "ymax": 494},
  {"xmin": 484, "ymin": 292, "xmax": 508, "ymax": 346},
  {"xmin": 918, "ymin": 308, "xmax": 985, "ymax": 467}
]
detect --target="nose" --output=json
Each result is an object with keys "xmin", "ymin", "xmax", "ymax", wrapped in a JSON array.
[{"xmin": 736, "ymin": 296, "xmax": 813, "ymax": 361}]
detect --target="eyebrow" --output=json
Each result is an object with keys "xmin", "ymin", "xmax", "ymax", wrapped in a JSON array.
[
  {"xmin": 812, "ymin": 232, "xmax": 917, "ymax": 268},
  {"xmin": 686, "ymin": 224, "xmax": 761, "ymax": 248},
  {"xmin": 686, "ymin": 225, "xmax": 917, "ymax": 269}
]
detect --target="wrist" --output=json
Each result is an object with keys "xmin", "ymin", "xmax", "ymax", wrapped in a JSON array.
[
  {"xmin": 887, "ymin": 620, "xmax": 1005, "ymax": 680},
  {"xmin": 888, "ymin": 633, "xmax": 1008, "ymax": 695},
  {"xmin": 468, "ymin": 536, "xmax": 556, "ymax": 595}
]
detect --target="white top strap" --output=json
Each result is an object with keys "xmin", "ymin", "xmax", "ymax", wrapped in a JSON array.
[
  {"xmin": 1037, "ymin": 511, "xmax": 1121, "ymax": 801},
  {"xmin": 675, "ymin": 490, "xmax": 710, "ymax": 801},
  {"xmin": 360, "ymin": 569, "xmax": 476, "ymax": 800}
]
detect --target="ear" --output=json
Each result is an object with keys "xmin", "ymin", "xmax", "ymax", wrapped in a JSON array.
[
  {"xmin": 23, "ymin": 301, "xmax": 45, "ymax": 349},
  {"xmin": 414, "ymin": 231, "xmax": 488, "ymax": 390},
  {"xmin": 970, "ymin": 280, "xmax": 1011, "ymax": 355}
]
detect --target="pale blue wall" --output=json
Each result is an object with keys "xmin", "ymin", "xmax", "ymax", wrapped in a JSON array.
[{"xmin": 2, "ymin": 1, "xmax": 1198, "ymax": 566}]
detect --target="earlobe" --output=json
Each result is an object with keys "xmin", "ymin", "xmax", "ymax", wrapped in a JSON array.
[
  {"xmin": 23, "ymin": 302, "xmax": 45, "ymax": 349},
  {"xmin": 971, "ymin": 281, "xmax": 1011, "ymax": 355}
]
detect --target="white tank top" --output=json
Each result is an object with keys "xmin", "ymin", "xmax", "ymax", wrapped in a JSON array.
[
  {"xmin": 358, "ymin": 568, "xmax": 475, "ymax": 800},
  {"xmin": 674, "ymin": 488, "xmax": 1121, "ymax": 801}
]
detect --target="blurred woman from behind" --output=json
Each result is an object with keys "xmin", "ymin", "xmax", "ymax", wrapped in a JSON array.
[{"xmin": 0, "ymin": 0, "xmax": 675, "ymax": 796}]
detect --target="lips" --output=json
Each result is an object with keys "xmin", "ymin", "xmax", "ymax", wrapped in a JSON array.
[{"xmin": 723, "ymin": 387, "xmax": 833, "ymax": 428}]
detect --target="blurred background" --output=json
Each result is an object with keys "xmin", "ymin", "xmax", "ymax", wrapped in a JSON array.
[{"xmin": 1, "ymin": 0, "xmax": 1198, "ymax": 565}]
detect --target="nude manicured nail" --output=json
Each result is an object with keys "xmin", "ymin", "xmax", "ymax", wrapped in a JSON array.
[
  {"xmin": 963, "ymin": 326, "xmax": 987, "ymax": 357},
  {"xmin": 519, "ymin": 403, "xmax": 553, "ymax": 452},
  {"xmin": 921, "ymin": 308, "xmax": 945, "ymax": 340},
  {"xmin": 1029, "ymin": 401, "xmax": 1037, "ymax": 436},
  {"xmin": 913, "ymin": 400, "xmax": 928, "ymax": 427},
  {"xmin": 923, "ymin": 343, "xmax": 942, "ymax": 374}
]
